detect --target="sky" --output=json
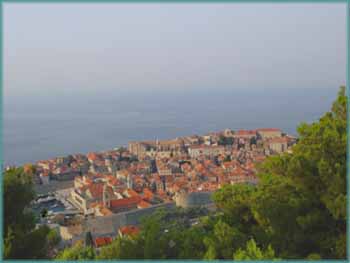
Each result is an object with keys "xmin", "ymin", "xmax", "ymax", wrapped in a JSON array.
[{"xmin": 4, "ymin": 3, "xmax": 347, "ymax": 99}]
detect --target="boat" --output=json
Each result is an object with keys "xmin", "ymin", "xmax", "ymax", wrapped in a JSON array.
[
  {"xmin": 36, "ymin": 196, "xmax": 56, "ymax": 203},
  {"xmin": 50, "ymin": 204, "xmax": 59, "ymax": 209}
]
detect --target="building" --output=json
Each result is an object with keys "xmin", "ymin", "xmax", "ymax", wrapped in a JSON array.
[
  {"xmin": 40, "ymin": 172, "xmax": 50, "ymax": 185},
  {"xmin": 129, "ymin": 139, "xmax": 184, "ymax": 159},
  {"xmin": 128, "ymin": 142, "xmax": 149, "ymax": 158},
  {"xmin": 174, "ymin": 191, "xmax": 214, "ymax": 208},
  {"xmin": 234, "ymin": 130, "xmax": 257, "ymax": 139},
  {"xmin": 223, "ymin": 129, "xmax": 234, "ymax": 137},
  {"xmin": 257, "ymin": 128, "xmax": 282, "ymax": 139},
  {"xmin": 268, "ymin": 137, "xmax": 288, "ymax": 153},
  {"xmin": 188, "ymin": 145, "xmax": 225, "ymax": 159}
]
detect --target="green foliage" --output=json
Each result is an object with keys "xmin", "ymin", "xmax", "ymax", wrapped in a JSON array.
[
  {"xmin": 213, "ymin": 183, "xmax": 257, "ymax": 232},
  {"xmin": 21, "ymin": 225, "xmax": 51, "ymax": 258},
  {"xmin": 47, "ymin": 229, "xmax": 61, "ymax": 249},
  {"xmin": 4, "ymin": 167, "xmax": 53, "ymax": 259},
  {"xmin": 177, "ymin": 227, "xmax": 207, "ymax": 259},
  {"xmin": 85, "ymin": 231, "xmax": 93, "ymax": 247},
  {"xmin": 213, "ymin": 86, "xmax": 347, "ymax": 259},
  {"xmin": 4, "ymin": 167, "xmax": 35, "ymax": 237},
  {"xmin": 56, "ymin": 241, "xmax": 95, "ymax": 260},
  {"xmin": 203, "ymin": 220, "xmax": 245, "ymax": 259},
  {"xmin": 234, "ymin": 239, "xmax": 277, "ymax": 260},
  {"xmin": 256, "ymin": 86, "xmax": 347, "ymax": 258},
  {"xmin": 98, "ymin": 236, "xmax": 142, "ymax": 259},
  {"xmin": 306, "ymin": 253, "xmax": 322, "ymax": 260}
]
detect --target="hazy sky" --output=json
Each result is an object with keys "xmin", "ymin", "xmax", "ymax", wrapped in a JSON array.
[{"xmin": 4, "ymin": 3, "xmax": 347, "ymax": 98}]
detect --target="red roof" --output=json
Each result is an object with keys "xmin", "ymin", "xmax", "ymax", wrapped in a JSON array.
[
  {"xmin": 236, "ymin": 130, "xmax": 257, "ymax": 136},
  {"xmin": 143, "ymin": 188, "xmax": 154, "ymax": 200},
  {"xmin": 110, "ymin": 196, "xmax": 141, "ymax": 209},
  {"xmin": 138, "ymin": 200, "xmax": 151, "ymax": 209},
  {"xmin": 94, "ymin": 236, "xmax": 113, "ymax": 248},
  {"xmin": 126, "ymin": 188, "xmax": 139, "ymax": 197},
  {"xmin": 87, "ymin": 152, "xmax": 100, "ymax": 161},
  {"xmin": 87, "ymin": 183, "xmax": 104, "ymax": 198}
]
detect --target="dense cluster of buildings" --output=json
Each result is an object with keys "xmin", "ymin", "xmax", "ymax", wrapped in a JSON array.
[
  {"xmin": 30, "ymin": 128, "xmax": 296, "ymax": 250},
  {"xmin": 33, "ymin": 128, "xmax": 296, "ymax": 215}
]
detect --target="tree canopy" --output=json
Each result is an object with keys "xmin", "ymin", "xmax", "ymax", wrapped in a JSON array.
[{"xmin": 4, "ymin": 168, "xmax": 53, "ymax": 259}]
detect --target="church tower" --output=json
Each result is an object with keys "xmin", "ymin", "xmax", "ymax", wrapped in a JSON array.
[{"xmin": 102, "ymin": 184, "xmax": 110, "ymax": 208}]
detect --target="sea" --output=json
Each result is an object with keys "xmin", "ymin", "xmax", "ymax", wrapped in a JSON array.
[{"xmin": 4, "ymin": 87, "xmax": 339, "ymax": 166}]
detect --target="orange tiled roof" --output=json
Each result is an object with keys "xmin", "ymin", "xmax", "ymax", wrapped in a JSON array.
[
  {"xmin": 110, "ymin": 196, "xmax": 141, "ymax": 209},
  {"xmin": 143, "ymin": 188, "xmax": 154, "ymax": 199},
  {"xmin": 100, "ymin": 206, "xmax": 113, "ymax": 216},
  {"xmin": 87, "ymin": 152, "xmax": 100, "ymax": 161},
  {"xmin": 138, "ymin": 200, "xmax": 151, "ymax": 209},
  {"xmin": 94, "ymin": 236, "xmax": 113, "ymax": 248},
  {"xmin": 126, "ymin": 188, "xmax": 139, "ymax": 197},
  {"xmin": 236, "ymin": 130, "xmax": 257, "ymax": 136},
  {"xmin": 87, "ymin": 183, "xmax": 104, "ymax": 198}
]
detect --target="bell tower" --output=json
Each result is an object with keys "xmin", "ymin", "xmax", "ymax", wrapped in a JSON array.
[{"xmin": 103, "ymin": 184, "xmax": 110, "ymax": 208}]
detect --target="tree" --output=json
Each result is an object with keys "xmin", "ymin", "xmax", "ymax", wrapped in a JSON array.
[
  {"xmin": 213, "ymin": 183, "xmax": 258, "ymax": 232},
  {"xmin": 98, "ymin": 236, "xmax": 142, "ymax": 259},
  {"xmin": 203, "ymin": 220, "xmax": 245, "ymax": 259},
  {"xmin": 285, "ymin": 86, "xmax": 347, "ymax": 221},
  {"xmin": 47, "ymin": 229, "xmax": 61, "ymax": 249},
  {"xmin": 178, "ymin": 227, "xmax": 206, "ymax": 259},
  {"xmin": 56, "ymin": 241, "xmax": 95, "ymax": 260},
  {"xmin": 4, "ymin": 167, "xmax": 52, "ymax": 259},
  {"xmin": 21, "ymin": 225, "xmax": 51, "ymax": 258},
  {"xmin": 142, "ymin": 215, "xmax": 166, "ymax": 259},
  {"xmin": 4, "ymin": 167, "xmax": 35, "ymax": 237},
  {"xmin": 211, "ymin": 86, "xmax": 347, "ymax": 259},
  {"xmin": 255, "ymin": 86, "xmax": 347, "ymax": 258},
  {"xmin": 234, "ymin": 239, "xmax": 277, "ymax": 260},
  {"xmin": 85, "ymin": 231, "xmax": 93, "ymax": 247}
]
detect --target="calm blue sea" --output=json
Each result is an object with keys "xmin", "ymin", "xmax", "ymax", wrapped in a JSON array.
[{"xmin": 4, "ymin": 87, "xmax": 338, "ymax": 166}]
